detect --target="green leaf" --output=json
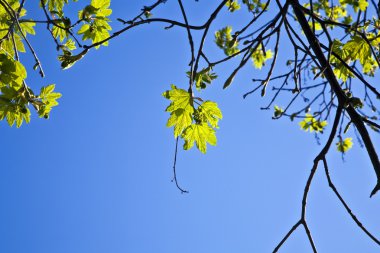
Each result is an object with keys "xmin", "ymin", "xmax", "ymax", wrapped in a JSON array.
[
  {"xmin": 38, "ymin": 84, "xmax": 62, "ymax": 118},
  {"xmin": 0, "ymin": 34, "xmax": 26, "ymax": 55},
  {"xmin": 191, "ymin": 67, "xmax": 217, "ymax": 90},
  {"xmin": 77, "ymin": 19, "xmax": 112, "ymax": 48},
  {"xmin": 40, "ymin": 84, "xmax": 56, "ymax": 97},
  {"xmin": 274, "ymin": 105, "xmax": 283, "ymax": 117},
  {"xmin": 163, "ymin": 85, "xmax": 223, "ymax": 152},
  {"xmin": 163, "ymin": 85, "xmax": 194, "ymax": 137},
  {"xmin": 215, "ymin": 26, "xmax": 239, "ymax": 56},
  {"xmin": 92, "ymin": 0, "xmax": 111, "ymax": 9},
  {"xmin": 251, "ymin": 46, "xmax": 273, "ymax": 69},
  {"xmin": 181, "ymin": 123, "xmax": 217, "ymax": 154},
  {"xmin": 299, "ymin": 113, "xmax": 327, "ymax": 133},
  {"xmin": 52, "ymin": 19, "xmax": 70, "ymax": 41},
  {"xmin": 358, "ymin": 0, "xmax": 369, "ymax": 11},
  {"xmin": 343, "ymin": 36, "xmax": 371, "ymax": 66},
  {"xmin": 77, "ymin": 0, "xmax": 112, "ymax": 48},
  {"xmin": 167, "ymin": 108, "xmax": 193, "ymax": 137},
  {"xmin": 330, "ymin": 39, "xmax": 354, "ymax": 82},
  {"xmin": 336, "ymin": 137, "xmax": 353, "ymax": 153},
  {"xmin": 196, "ymin": 101, "xmax": 223, "ymax": 128},
  {"xmin": 163, "ymin": 84, "xmax": 193, "ymax": 113},
  {"xmin": 47, "ymin": 0, "xmax": 65, "ymax": 13},
  {"xmin": 0, "ymin": 84, "xmax": 31, "ymax": 128},
  {"xmin": 0, "ymin": 53, "xmax": 27, "ymax": 88},
  {"xmin": 226, "ymin": 0, "xmax": 241, "ymax": 12},
  {"xmin": 64, "ymin": 39, "xmax": 76, "ymax": 50},
  {"xmin": 6, "ymin": 111, "xmax": 16, "ymax": 127},
  {"xmin": 19, "ymin": 21, "xmax": 36, "ymax": 35},
  {"xmin": 308, "ymin": 21, "xmax": 322, "ymax": 31},
  {"xmin": 242, "ymin": 0, "xmax": 268, "ymax": 13}
]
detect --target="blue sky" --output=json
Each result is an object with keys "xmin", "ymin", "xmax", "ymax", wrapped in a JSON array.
[{"xmin": 1, "ymin": 1, "xmax": 380, "ymax": 252}]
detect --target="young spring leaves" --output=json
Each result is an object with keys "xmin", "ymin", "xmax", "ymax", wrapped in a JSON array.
[
  {"xmin": 163, "ymin": 85, "xmax": 194, "ymax": 137},
  {"xmin": 251, "ymin": 45, "xmax": 273, "ymax": 69},
  {"xmin": 0, "ymin": 53, "xmax": 27, "ymax": 88},
  {"xmin": 38, "ymin": 84, "xmax": 62, "ymax": 119},
  {"xmin": 215, "ymin": 26, "xmax": 239, "ymax": 56},
  {"xmin": 214, "ymin": 5, "xmax": 272, "ymax": 90},
  {"xmin": 163, "ymin": 85, "xmax": 222, "ymax": 154},
  {"xmin": 0, "ymin": 52, "xmax": 61, "ymax": 127},
  {"xmin": 53, "ymin": 0, "xmax": 112, "ymax": 69},
  {"xmin": 189, "ymin": 67, "xmax": 218, "ymax": 91},
  {"xmin": 78, "ymin": 0, "xmax": 112, "ymax": 48},
  {"xmin": 0, "ymin": 0, "xmax": 36, "ymax": 56},
  {"xmin": 299, "ymin": 114, "xmax": 355, "ymax": 154},
  {"xmin": 227, "ymin": 0, "xmax": 268, "ymax": 13},
  {"xmin": 225, "ymin": 0, "xmax": 241, "ymax": 12},
  {"xmin": 182, "ymin": 123, "xmax": 217, "ymax": 154},
  {"xmin": 336, "ymin": 137, "xmax": 353, "ymax": 153},
  {"xmin": 330, "ymin": 39, "xmax": 355, "ymax": 82},
  {"xmin": 0, "ymin": 0, "xmax": 116, "ymax": 128},
  {"xmin": 0, "ymin": 86, "xmax": 31, "ymax": 128},
  {"xmin": 299, "ymin": 113, "xmax": 327, "ymax": 133},
  {"xmin": 330, "ymin": 34, "xmax": 377, "ymax": 81},
  {"xmin": 0, "ymin": 53, "xmax": 29, "ymax": 127}
]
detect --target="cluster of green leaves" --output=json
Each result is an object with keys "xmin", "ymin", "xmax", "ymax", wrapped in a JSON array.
[
  {"xmin": 306, "ymin": 0, "xmax": 377, "ymax": 81},
  {"xmin": 37, "ymin": 84, "xmax": 62, "ymax": 119},
  {"xmin": 41, "ymin": 0, "xmax": 113, "ymax": 69},
  {"xmin": 0, "ymin": 52, "xmax": 60, "ymax": 127},
  {"xmin": 225, "ymin": 0, "xmax": 241, "ymax": 12},
  {"xmin": 330, "ymin": 34, "xmax": 378, "ymax": 81},
  {"xmin": 340, "ymin": 0, "xmax": 368, "ymax": 13},
  {"xmin": 0, "ymin": 53, "xmax": 26, "ymax": 88},
  {"xmin": 0, "ymin": 0, "xmax": 72, "ymax": 128},
  {"xmin": 298, "ymin": 113, "xmax": 355, "ymax": 154},
  {"xmin": 163, "ymin": 85, "xmax": 222, "ymax": 154},
  {"xmin": 299, "ymin": 113, "xmax": 328, "ymax": 133},
  {"xmin": 43, "ymin": 0, "xmax": 112, "ymax": 48},
  {"xmin": 226, "ymin": 0, "xmax": 267, "ymax": 13},
  {"xmin": 0, "ymin": 58, "xmax": 29, "ymax": 128},
  {"xmin": 0, "ymin": 0, "xmax": 116, "ymax": 128},
  {"xmin": 242, "ymin": 0, "xmax": 267, "ymax": 13},
  {"xmin": 251, "ymin": 45, "xmax": 273, "ymax": 69},
  {"xmin": 343, "ymin": 36, "xmax": 374, "ymax": 74},
  {"xmin": 189, "ymin": 67, "xmax": 217, "ymax": 91},
  {"xmin": 308, "ymin": 0, "xmax": 348, "ymax": 22},
  {"xmin": 0, "ymin": 0, "xmax": 35, "ymax": 55},
  {"xmin": 0, "ymin": 86, "xmax": 30, "ymax": 128},
  {"xmin": 215, "ymin": 26, "xmax": 239, "ymax": 56},
  {"xmin": 307, "ymin": 0, "xmax": 368, "ymax": 23},
  {"xmin": 330, "ymin": 39, "xmax": 355, "ymax": 81},
  {"xmin": 336, "ymin": 137, "xmax": 353, "ymax": 153},
  {"xmin": 43, "ymin": 0, "xmax": 74, "ymax": 15},
  {"xmin": 42, "ymin": 0, "xmax": 78, "ymax": 44},
  {"xmin": 77, "ymin": 0, "xmax": 112, "ymax": 48}
]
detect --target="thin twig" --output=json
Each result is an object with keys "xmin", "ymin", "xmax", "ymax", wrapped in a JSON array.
[{"xmin": 172, "ymin": 137, "xmax": 188, "ymax": 194}]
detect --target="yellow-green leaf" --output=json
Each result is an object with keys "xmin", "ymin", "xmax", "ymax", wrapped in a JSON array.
[
  {"xmin": 299, "ymin": 113, "xmax": 327, "ymax": 133},
  {"xmin": 182, "ymin": 123, "xmax": 217, "ymax": 154},
  {"xmin": 336, "ymin": 137, "xmax": 353, "ymax": 153},
  {"xmin": 196, "ymin": 101, "xmax": 223, "ymax": 128}
]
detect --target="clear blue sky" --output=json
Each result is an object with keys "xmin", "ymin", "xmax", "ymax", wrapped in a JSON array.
[{"xmin": 1, "ymin": 1, "xmax": 379, "ymax": 253}]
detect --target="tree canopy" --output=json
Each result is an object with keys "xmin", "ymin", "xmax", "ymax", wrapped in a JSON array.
[{"xmin": 1, "ymin": 0, "xmax": 380, "ymax": 251}]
